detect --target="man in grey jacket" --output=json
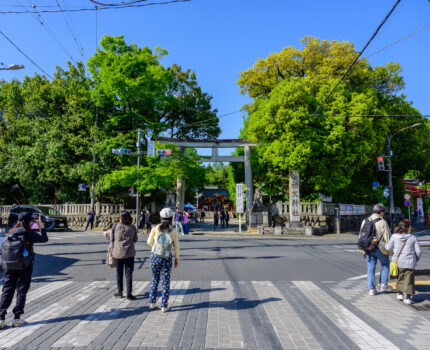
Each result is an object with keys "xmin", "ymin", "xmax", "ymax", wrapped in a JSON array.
[{"xmin": 361, "ymin": 203, "xmax": 393, "ymax": 296}]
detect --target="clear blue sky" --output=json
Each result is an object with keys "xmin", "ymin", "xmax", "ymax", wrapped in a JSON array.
[{"xmin": 1, "ymin": 0, "xmax": 429, "ymax": 149}]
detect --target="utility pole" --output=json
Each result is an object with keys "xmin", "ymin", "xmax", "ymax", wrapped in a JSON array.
[
  {"xmin": 136, "ymin": 128, "xmax": 142, "ymax": 226},
  {"xmin": 386, "ymin": 136, "xmax": 394, "ymax": 230},
  {"xmin": 90, "ymin": 105, "xmax": 98, "ymax": 210}
]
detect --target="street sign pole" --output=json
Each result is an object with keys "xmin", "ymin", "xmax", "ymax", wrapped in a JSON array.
[
  {"xmin": 136, "ymin": 128, "xmax": 142, "ymax": 226},
  {"xmin": 408, "ymin": 205, "xmax": 410, "ymax": 221},
  {"xmin": 236, "ymin": 184, "xmax": 244, "ymax": 233}
]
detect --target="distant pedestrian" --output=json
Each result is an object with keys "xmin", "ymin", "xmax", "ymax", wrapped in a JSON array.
[
  {"xmin": 220, "ymin": 210, "xmax": 225, "ymax": 228},
  {"xmin": 0, "ymin": 212, "xmax": 48, "ymax": 329},
  {"xmin": 183, "ymin": 210, "xmax": 189, "ymax": 235},
  {"xmin": 138, "ymin": 210, "xmax": 145, "ymax": 232},
  {"xmin": 104, "ymin": 211, "xmax": 138, "ymax": 300},
  {"xmin": 147, "ymin": 208, "xmax": 180, "ymax": 313},
  {"xmin": 173, "ymin": 208, "xmax": 184, "ymax": 235},
  {"xmin": 385, "ymin": 219, "xmax": 422, "ymax": 304},
  {"xmin": 145, "ymin": 210, "xmax": 152, "ymax": 234},
  {"xmin": 85, "ymin": 208, "xmax": 96, "ymax": 231},
  {"xmin": 200, "ymin": 208, "xmax": 205, "ymax": 223},
  {"xmin": 213, "ymin": 211, "xmax": 219, "ymax": 231},
  {"xmin": 224, "ymin": 210, "xmax": 230, "ymax": 228},
  {"xmin": 359, "ymin": 203, "xmax": 393, "ymax": 296}
]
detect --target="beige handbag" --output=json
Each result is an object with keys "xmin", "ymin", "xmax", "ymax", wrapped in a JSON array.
[{"xmin": 106, "ymin": 224, "xmax": 117, "ymax": 268}]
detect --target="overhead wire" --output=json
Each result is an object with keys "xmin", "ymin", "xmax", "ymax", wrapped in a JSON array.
[
  {"xmin": 315, "ymin": 0, "xmax": 402, "ymax": 113},
  {"xmin": 56, "ymin": 0, "xmax": 86, "ymax": 58},
  {"xmin": 0, "ymin": 0, "xmax": 191, "ymax": 14},
  {"xmin": 0, "ymin": 29, "xmax": 53, "ymax": 79}
]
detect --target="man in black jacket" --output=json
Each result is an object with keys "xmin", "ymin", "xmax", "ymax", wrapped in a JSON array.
[{"xmin": 0, "ymin": 212, "xmax": 48, "ymax": 329}]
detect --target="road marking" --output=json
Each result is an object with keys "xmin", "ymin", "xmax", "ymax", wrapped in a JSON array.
[
  {"xmin": 0, "ymin": 281, "xmax": 107, "ymax": 348},
  {"xmin": 347, "ymin": 272, "xmax": 380, "ymax": 281},
  {"xmin": 252, "ymin": 281, "xmax": 321, "ymax": 350},
  {"xmin": 293, "ymin": 281, "xmax": 400, "ymax": 350},
  {"xmin": 53, "ymin": 281, "xmax": 148, "ymax": 347},
  {"xmin": 128, "ymin": 280, "xmax": 190, "ymax": 348},
  {"xmin": 15, "ymin": 281, "xmax": 73, "ymax": 304},
  {"xmin": 204, "ymin": 281, "xmax": 244, "ymax": 349}
]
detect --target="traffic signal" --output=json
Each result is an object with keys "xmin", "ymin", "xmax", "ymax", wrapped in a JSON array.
[
  {"xmin": 156, "ymin": 149, "xmax": 171, "ymax": 156},
  {"xmin": 119, "ymin": 148, "xmax": 132, "ymax": 155},
  {"xmin": 377, "ymin": 156, "xmax": 385, "ymax": 171}
]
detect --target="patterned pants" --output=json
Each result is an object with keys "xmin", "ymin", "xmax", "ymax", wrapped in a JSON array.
[{"xmin": 149, "ymin": 254, "xmax": 172, "ymax": 307}]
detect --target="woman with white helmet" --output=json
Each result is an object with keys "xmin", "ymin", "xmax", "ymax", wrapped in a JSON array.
[{"xmin": 147, "ymin": 207, "xmax": 180, "ymax": 312}]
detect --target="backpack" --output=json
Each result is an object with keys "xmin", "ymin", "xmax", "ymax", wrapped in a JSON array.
[
  {"xmin": 357, "ymin": 217, "xmax": 382, "ymax": 253},
  {"xmin": 1, "ymin": 231, "xmax": 32, "ymax": 270},
  {"xmin": 153, "ymin": 227, "xmax": 173, "ymax": 259}
]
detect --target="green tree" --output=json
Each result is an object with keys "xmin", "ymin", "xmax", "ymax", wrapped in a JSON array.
[{"xmin": 237, "ymin": 36, "xmax": 430, "ymax": 204}]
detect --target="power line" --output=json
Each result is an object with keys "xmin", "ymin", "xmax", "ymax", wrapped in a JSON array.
[
  {"xmin": 316, "ymin": 0, "xmax": 402, "ymax": 113},
  {"xmin": 0, "ymin": 0, "xmax": 191, "ymax": 14},
  {"xmin": 88, "ymin": 0, "xmax": 149, "ymax": 6},
  {"xmin": 0, "ymin": 29, "xmax": 53, "ymax": 79}
]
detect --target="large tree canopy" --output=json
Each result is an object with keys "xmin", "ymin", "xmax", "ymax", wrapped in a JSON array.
[
  {"xmin": 238, "ymin": 36, "xmax": 430, "ymax": 204},
  {"xmin": 0, "ymin": 36, "xmax": 220, "ymax": 204}
]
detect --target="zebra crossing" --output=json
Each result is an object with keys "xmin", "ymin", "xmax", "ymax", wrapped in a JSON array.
[
  {"xmin": 0, "ymin": 279, "xmax": 429, "ymax": 349},
  {"xmin": 47, "ymin": 231, "xmax": 103, "ymax": 241}
]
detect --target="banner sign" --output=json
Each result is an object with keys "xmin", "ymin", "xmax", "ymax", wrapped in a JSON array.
[{"xmin": 236, "ymin": 183, "xmax": 244, "ymax": 213}]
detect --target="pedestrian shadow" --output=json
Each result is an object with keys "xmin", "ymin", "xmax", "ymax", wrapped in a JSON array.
[{"xmin": 171, "ymin": 297, "xmax": 281, "ymax": 312}]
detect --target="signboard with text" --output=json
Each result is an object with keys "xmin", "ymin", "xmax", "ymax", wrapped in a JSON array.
[
  {"xmin": 339, "ymin": 204, "xmax": 353, "ymax": 215},
  {"xmin": 236, "ymin": 183, "xmax": 244, "ymax": 213},
  {"xmin": 289, "ymin": 170, "xmax": 301, "ymax": 222}
]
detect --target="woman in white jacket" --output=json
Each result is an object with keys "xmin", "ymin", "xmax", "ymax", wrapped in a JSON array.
[{"xmin": 385, "ymin": 219, "xmax": 422, "ymax": 304}]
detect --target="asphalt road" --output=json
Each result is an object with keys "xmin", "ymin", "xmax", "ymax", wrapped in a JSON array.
[{"xmin": 28, "ymin": 229, "xmax": 430, "ymax": 283}]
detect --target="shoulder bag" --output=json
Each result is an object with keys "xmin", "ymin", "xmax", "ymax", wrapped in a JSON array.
[
  {"xmin": 389, "ymin": 238, "xmax": 408, "ymax": 277},
  {"xmin": 106, "ymin": 224, "xmax": 117, "ymax": 268}
]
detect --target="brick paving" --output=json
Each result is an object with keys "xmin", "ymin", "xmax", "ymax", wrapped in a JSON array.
[{"xmin": 0, "ymin": 278, "xmax": 429, "ymax": 349}]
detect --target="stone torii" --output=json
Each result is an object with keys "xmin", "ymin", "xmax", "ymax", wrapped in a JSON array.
[{"xmin": 157, "ymin": 138, "xmax": 256, "ymax": 224}]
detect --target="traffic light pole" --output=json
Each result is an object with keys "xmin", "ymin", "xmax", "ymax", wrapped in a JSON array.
[
  {"xmin": 136, "ymin": 128, "xmax": 142, "ymax": 226},
  {"xmin": 386, "ymin": 136, "xmax": 395, "ymax": 231}
]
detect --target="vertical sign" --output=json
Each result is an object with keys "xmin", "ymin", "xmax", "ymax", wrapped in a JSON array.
[
  {"xmin": 289, "ymin": 170, "xmax": 301, "ymax": 222},
  {"xmin": 236, "ymin": 183, "xmax": 244, "ymax": 213},
  {"xmin": 147, "ymin": 140, "xmax": 155, "ymax": 157}
]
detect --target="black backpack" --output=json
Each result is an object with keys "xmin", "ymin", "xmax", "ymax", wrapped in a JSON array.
[
  {"xmin": 357, "ymin": 217, "xmax": 382, "ymax": 253},
  {"xmin": 1, "ymin": 231, "xmax": 32, "ymax": 270}
]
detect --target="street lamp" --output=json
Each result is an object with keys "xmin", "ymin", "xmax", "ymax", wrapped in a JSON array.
[
  {"xmin": 386, "ymin": 122, "xmax": 422, "ymax": 229},
  {"xmin": 0, "ymin": 64, "xmax": 24, "ymax": 71}
]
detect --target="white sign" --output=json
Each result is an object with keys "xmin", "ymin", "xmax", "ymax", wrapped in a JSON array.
[
  {"xmin": 353, "ymin": 205, "xmax": 365, "ymax": 215},
  {"xmin": 78, "ymin": 183, "xmax": 87, "ymax": 191},
  {"xmin": 236, "ymin": 183, "xmax": 244, "ymax": 213},
  {"xmin": 318, "ymin": 193, "xmax": 333, "ymax": 202},
  {"xmin": 289, "ymin": 170, "xmax": 301, "ymax": 222},
  {"xmin": 404, "ymin": 193, "xmax": 411, "ymax": 200},
  {"xmin": 147, "ymin": 140, "xmax": 155, "ymax": 157},
  {"xmin": 339, "ymin": 204, "xmax": 353, "ymax": 215}
]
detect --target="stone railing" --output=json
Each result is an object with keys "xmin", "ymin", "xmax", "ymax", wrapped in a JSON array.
[{"xmin": 1, "ymin": 203, "xmax": 132, "ymax": 216}]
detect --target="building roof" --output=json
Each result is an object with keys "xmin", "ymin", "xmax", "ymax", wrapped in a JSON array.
[{"xmin": 201, "ymin": 189, "xmax": 230, "ymax": 198}]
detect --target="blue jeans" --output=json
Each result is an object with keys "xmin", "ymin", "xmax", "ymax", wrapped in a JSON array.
[
  {"xmin": 175, "ymin": 222, "xmax": 183, "ymax": 234},
  {"xmin": 183, "ymin": 223, "xmax": 189, "ymax": 235},
  {"xmin": 366, "ymin": 248, "xmax": 390, "ymax": 290}
]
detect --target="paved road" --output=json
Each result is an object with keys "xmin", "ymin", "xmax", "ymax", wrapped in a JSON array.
[{"xmin": 0, "ymin": 230, "xmax": 429, "ymax": 349}]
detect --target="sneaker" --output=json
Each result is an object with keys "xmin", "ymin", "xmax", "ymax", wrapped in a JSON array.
[
  {"xmin": 114, "ymin": 293, "xmax": 123, "ymax": 298},
  {"xmin": 397, "ymin": 293, "xmax": 404, "ymax": 301},
  {"xmin": 149, "ymin": 303, "xmax": 156, "ymax": 310},
  {"xmin": 126, "ymin": 295, "xmax": 136, "ymax": 300},
  {"xmin": 379, "ymin": 284, "xmax": 393, "ymax": 292},
  {"xmin": 0, "ymin": 320, "xmax": 5, "ymax": 330},
  {"xmin": 403, "ymin": 298, "xmax": 413, "ymax": 305},
  {"xmin": 12, "ymin": 319, "xmax": 26, "ymax": 327},
  {"xmin": 161, "ymin": 306, "xmax": 169, "ymax": 313},
  {"xmin": 369, "ymin": 289, "xmax": 377, "ymax": 296}
]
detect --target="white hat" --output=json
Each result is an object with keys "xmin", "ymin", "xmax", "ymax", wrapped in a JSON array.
[{"xmin": 160, "ymin": 207, "xmax": 173, "ymax": 219}]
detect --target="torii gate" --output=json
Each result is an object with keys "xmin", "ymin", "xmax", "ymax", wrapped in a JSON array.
[{"xmin": 157, "ymin": 138, "xmax": 256, "ymax": 224}]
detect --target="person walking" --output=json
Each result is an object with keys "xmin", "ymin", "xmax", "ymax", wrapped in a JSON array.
[
  {"xmin": 200, "ymin": 208, "xmax": 205, "ymax": 223},
  {"xmin": 385, "ymin": 219, "xmax": 422, "ymax": 304},
  {"xmin": 138, "ymin": 210, "xmax": 145, "ymax": 233},
  {"xmin": 104, "ymin": 211, "xmax": 138, "ymax": 300},
  {"xmin": 147, "ymin": 208, "xmax": 179, "ymax": 313},
  {"xmin": 145, "ymin": 210, "xmax": 152, "ymax": 235},
  {"xmin": 173, "ymin": 208, "xmax": 184, "ymax": 235},
  {"xmin": 183, "ymin": 210, "xmax": 189, "ymax": 235},
  {"xmin": 0, "ymin": 212, "xmax": 48, "ymax": 329},
  {"xmin": 360, "ymin": 203, "xmax": 393, "ymax": 296},
  {"xmin": 220, "ymin": 210, "xmax": 225, "ymax": 228},
  {"xmin": 224, "ymin": 210, "xmax": 230, "ymax": 228},
  {"xmin": 85, "ymin": 208, "xmax": 96, "ymax": 231},
  {"xmin": 213, "ymin": 211, "xmax": 219, "ymax": 231}
]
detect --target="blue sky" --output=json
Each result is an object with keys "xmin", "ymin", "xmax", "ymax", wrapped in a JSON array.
[{"xmin": 1, "ymin": 0, "xmax": 429, "ymax": 154}]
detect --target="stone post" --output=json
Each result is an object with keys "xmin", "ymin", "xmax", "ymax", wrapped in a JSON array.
[
  {"xmin": 176, "ymin": 146, "xmax": 186, "ymax": 211},
  {"xmin": 244, "ymin": 145, "xmax": 253, "ymax": 226},
  {"xmin": 289, "ymin": 170, "xmax": 302, "ymax": 227}
]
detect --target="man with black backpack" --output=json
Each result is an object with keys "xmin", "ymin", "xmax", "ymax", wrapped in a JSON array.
[
  {"xmin": 0, "ymin": 212, "xmax": 48, "ymax": 329},
  {"xmin": 358, "ymin": 203, "xmax": 393, "ymax": 296}
]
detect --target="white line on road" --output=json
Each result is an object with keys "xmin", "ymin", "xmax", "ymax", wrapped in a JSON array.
[
  {"xmin": 293, "ymin": 281, "xmax": 400, "ymax": 350},
  {"xmin": 53, "ymin": 281, "xmax": 147, "ymax": 347},
  {"xmin": 347, "ymin": 272, "xmax": 380, "ymax": 281}
]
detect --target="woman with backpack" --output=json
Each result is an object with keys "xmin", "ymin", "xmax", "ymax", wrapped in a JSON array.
[
  {"xmin": 147, "ymin": 208, "xmax": 179, "ymax": 313},
  {"xmin": 385, "ymin": 219, "xmax": 422, "ymax": 304},
  {"xmin": 0, "ymin": 212, "xmax": 48, "ymax": 329},
  {"xmin": 104, "ymin": 211, "xmax": 138, "ymax": 300}
]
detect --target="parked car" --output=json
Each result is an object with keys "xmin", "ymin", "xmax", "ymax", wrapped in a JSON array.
[{"xmin": 7, "ymin": 205, "xmax": 69, "ymax": 231}]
